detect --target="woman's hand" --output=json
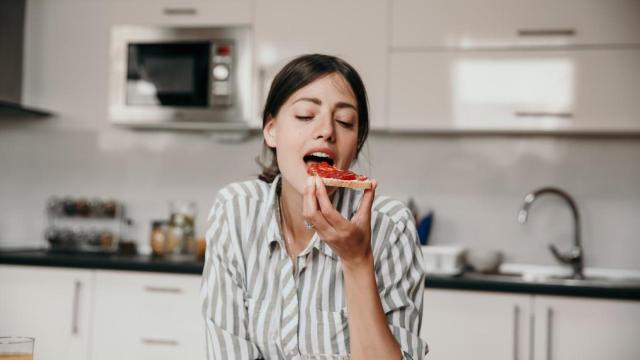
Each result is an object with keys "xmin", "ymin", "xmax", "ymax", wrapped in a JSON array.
[{"xmin": 302, "ymin": 175, "xmax": 378, "ymax": 271}]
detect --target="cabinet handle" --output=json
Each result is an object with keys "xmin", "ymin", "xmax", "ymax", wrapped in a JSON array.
[
  {"xmin": 72, "ymin": 280, "xmax": 82, "ymax": 335},
  {"xmin": 141, "ymin": 338, "xmax": 179, "ymax": 346},
  {"xmin": 515, "ymin": 111, "xmax": 573, "ymax": 118},
  {"xmin": 163, "ymin": 8, "xmax": 197, "ymax": 16},
  {"xmin": 144, "ymin": 286, "xmax": 182, "ymax": 294},
  {"xmin": 547, "ymin": 307, "xmax": 554, "ymax": 360},
  {"xmin": 529, "ymin": 312, "xmax": 535, "ymax": 360},
  {"xmin": 517, "ymin": 28, "xmax": 576, "ymax": 37},
  {"xmin": 513, "ymin": 305, "xmax": 520, "ymax": 360}
]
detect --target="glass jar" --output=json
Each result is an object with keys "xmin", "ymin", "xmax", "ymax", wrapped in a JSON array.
[
  {"xmin": 150, "ymin": 220, "xmax": 169, "ymax": 257},
  {"xmin": 168, "ymin": 201, "xmax": 196, "ymax": 255}
]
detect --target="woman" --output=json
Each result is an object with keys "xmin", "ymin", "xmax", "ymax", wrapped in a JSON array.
[{"xmin": 201, "ymin": 54, "xmax": 428, "ymax": 359}]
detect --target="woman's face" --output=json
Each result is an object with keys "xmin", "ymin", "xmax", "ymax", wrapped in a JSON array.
[{"xmin": 264, "ymin": 73, "xmax": 359, "ymax": 196}]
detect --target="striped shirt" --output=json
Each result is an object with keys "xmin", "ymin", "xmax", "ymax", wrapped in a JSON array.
[{"xmin": 201, "ymin": 175, "xmax": 428, "ymax": 359}]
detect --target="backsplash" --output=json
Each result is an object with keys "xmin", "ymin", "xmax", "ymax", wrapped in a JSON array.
[{"xmin": 1, "ymin": 124, "xmax": 639, "ymax": 270}]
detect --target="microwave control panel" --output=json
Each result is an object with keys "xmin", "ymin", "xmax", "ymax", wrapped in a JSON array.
[{"xmin": 210, "ymin": 42, "xmax": 234, "ymax": 108}]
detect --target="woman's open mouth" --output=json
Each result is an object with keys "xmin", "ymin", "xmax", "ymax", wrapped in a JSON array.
[{"xmin": 303, "ymin": 150, "xmax": 335, "ymax": 168}]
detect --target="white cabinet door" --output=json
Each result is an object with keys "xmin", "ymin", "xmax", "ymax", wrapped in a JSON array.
[
  {"xmin": 392, "ymin": 0, "xmax": 640, "ymax": 48},
  {"xmin": 420, "ymin": 289, "xmax": 531, "ymax": 360},
  {"xmin": 254, "ymin": 0, "xmax": 389, "ymax": 129},
  {"xmin": 0, "ymin": 265, "xmax": 93, "ymax": 360},
  {"xmin": 111, "ymin": 0, "xmax": 252, "ymax": 26},
  {"xmin": 91, "ymin": 270, "xmax": 206, "ymax": 360},
  {"xmin": 533, "ymin": 295, "xmax": 640, "ymax": 360},
  {"xmin": 389, "ymin": 49, "xmax": 640, "ymax": 133}
]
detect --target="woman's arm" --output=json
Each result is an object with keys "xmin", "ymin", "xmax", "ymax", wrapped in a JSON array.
[
  {"xmin": 201, "ymin": 199, "xmax": 261, "ymax": 359},
  {"xmin": 305, "ymin": 177, "xmax": 428, "ymax": 359},
  {"xmin": 342, "ymin": 255, "xmax": 403, "ymax": 359},
  {"xmin": 304, "ymin": 177, "xmax": 401, "ymax": 359}
]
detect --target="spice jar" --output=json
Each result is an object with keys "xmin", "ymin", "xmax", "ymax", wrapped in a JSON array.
[
  {"xmin": 168, "ymin": 201, "xmax": 196, "ymax": 255},
  {"xmin": 150, "ymin": 220, "xmax": 169, "ymax": 257}
]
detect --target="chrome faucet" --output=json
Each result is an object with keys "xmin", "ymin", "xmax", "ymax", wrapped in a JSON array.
[{"xmin": 517, "ymin": 187, "xmax": 584, "ymax": 279}]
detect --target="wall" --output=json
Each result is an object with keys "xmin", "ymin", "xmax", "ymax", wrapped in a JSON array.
[
  {"xmin": 1, "ymin": 0, "xmax": 639, "ymax": 270},
  {"xmin": 2, "ymin": 124, "xmax": 640, "ymax": 270}
]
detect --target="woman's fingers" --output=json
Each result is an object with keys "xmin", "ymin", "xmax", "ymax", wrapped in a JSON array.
[
  {"xmin": 314, "ymin": 176, "xmax": 349, "ymax": 228},
  {"xmin": 302, "ymin": 176, "xmax": 335, "ymax": 236},
  {"xmin": 353, "ymin": 179, "xmax": 377, "ymax": 225}
]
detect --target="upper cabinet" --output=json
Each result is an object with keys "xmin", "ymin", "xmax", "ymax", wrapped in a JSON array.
[
  {"xmin": 389, "ymin": 0, "xmax": 640, "ymax": 133},
  {"xmin": 392, "ymin": 0, "xmax": 640, "ymax": 49},
  {"xmin": 111, "ymin": 0, "xmax": 252, "ymax": 26},
  {"xmin": 389, "ymin": 48, "xmax": 640, "ymax": 132},
  {"xmin": 253, "ymin": 0, "xmax": 389, "ymax": 129}
]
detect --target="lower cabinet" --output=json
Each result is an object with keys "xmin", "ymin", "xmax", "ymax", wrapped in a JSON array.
[
  {"xmin": 0, "ymin": 265, "xmax": 206, "ymax": 360},
  {"xmin": 420, "ymin": 289, "xmax": 531, "ymax": 360},
  {"xmin": 0, "ymin": 266, "xmax": 94, "ymax": 360},
  {"xmin": 420, "ymin": 289, "xmax": 640, "ymax": 360},
  {"xmin": 533, "ymin": 295, "xmax": 640, "ymax": 360},
  {"xmin": 91, "ymin": 270, "xmax": 206, "ymax": 360}
]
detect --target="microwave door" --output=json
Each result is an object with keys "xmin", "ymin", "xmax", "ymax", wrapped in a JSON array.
[{"xmin": 126, "ymin": 42, "xmax": 210, "ymax": 108}]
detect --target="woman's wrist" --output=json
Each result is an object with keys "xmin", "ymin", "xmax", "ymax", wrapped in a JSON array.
[{"xmin": 341, "ymin": 251, "xmax": 375, "ymax": 277}]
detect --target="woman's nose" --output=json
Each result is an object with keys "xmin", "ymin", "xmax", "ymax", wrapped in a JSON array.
[{"xmin": 313, "ymin": 115, "xmax": 335, "ymax": 141}]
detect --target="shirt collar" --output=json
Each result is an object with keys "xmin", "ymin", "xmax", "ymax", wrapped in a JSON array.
[{"xmin": 265, "ymin": 174, "xmax": 344, "ymax": 260}]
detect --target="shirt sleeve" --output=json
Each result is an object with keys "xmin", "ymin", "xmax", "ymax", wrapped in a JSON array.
[
  {"xmin": 201, "ymin": 198, "xmax": 262, "ymax": 359},
  {"xmin": 375, "ymin": 211, "xmax": 429, "ymax": 360}
]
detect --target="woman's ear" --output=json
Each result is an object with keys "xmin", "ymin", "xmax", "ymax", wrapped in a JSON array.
[{"xmin": 263, "ymin": 116, "xmax": 277, "ymax": 148}]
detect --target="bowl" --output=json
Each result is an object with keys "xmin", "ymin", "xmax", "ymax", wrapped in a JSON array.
[{"xmin": 465, "ymin": 249, "xmax": 504, "ymax": 273}]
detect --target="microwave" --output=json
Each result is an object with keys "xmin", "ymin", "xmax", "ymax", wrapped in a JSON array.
[{"xmin": 109, "ymin": 26, "xmax": 251, "ymax": 129}]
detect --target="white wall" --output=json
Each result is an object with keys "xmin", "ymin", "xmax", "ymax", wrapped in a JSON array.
[
  {"xmin": 2, "ymin": 124, "xmax": 640, "ymax": 270},
  {"xmin": 1, "ymin": 0, "xmax": 638, "ymax": 270}
]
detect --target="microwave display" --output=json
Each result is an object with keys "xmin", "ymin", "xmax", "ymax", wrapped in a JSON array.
[{"xmin": 126, "ymin": 42, "xmax": 210, "ymax": 107}]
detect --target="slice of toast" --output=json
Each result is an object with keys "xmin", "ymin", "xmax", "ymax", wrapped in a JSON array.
[{"xmin": 320, "ymin": 177, "xmax": 373, "ymax": 189}]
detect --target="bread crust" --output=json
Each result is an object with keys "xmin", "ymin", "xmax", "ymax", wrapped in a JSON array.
[{"xmin": 320, "ymin": 177, "xmax": 372, "ymax": 189}]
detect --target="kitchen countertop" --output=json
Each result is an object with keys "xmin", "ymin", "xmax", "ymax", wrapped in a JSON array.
[
  {"xmin": 1, "ymin": 249, "xmax": 639, "ymax": 301},
  {"xmin": 0, "ymin": 249, "xmax": 203, "ymax": 274}
]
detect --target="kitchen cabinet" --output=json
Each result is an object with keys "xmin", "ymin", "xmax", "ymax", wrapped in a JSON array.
[
  {"xmin": 110, "ymin": 0, "xmax": 252, "ymax": 26},
  {"xmin": 389, "ymin": 48, "xmax": 640, "ymax": 133},
  {"xmin": 253, "ymin": 0, "xmax": 388, "ymax": 129},
  {"xmin": 533, "ymin": 296, "xmax": 640, "ymax": 360},
  {"xmin": 421, "ymin": 289, "xmax": 531, "ymax": 360},
  {"xmin": 91, "ymin": 270, "xmax": 206, "ymax": 360},
  {"xmin": 420, "ymin": 289, "xmax": 640, "ymax": 360},
  {"xmin": 391, "ymin": 0, "xmax": 640, "ymax": 49},
  {"xmin": 0, "ymin": 265, "xmax": 94, "ymax": 360}
]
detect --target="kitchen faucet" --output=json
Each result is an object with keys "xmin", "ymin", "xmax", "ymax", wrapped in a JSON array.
[{"xmin": 517, "ymin": 187, "xmax": 585, "ymax": 279}]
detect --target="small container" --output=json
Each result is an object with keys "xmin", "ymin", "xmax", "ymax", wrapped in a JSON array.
[
  {"xmin": 76, "ymin": 198, "xmax": 90, "ymax": 217},
  {"xmin": 421, "ymin": 245, "xmax": 467, "ymax": 275},
  {"xmin": 150, "ymin": 220, "xmax": 170, "ymax": 257}
]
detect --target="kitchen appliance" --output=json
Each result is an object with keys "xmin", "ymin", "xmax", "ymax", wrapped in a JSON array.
[
  {"xmin": 0, "ymin": 0, "xmax": 53, "ymax": 118},
  {"xmin": 109, "ymin": 26, "xmax": 251, "ymax": 129}
]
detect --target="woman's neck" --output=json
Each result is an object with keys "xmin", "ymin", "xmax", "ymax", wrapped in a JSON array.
[{"xmin": 279, "ymin": 178, "xmax": 316, "ymax": 256}]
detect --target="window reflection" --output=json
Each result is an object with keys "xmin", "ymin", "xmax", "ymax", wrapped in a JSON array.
[{"xmin": 452, "ymin": 58, "xmax": 575, "ymax": 129}]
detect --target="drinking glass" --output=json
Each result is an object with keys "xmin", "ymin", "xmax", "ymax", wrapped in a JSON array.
[{"xmin": 0, "ymin": 337, "xmax": 34, "ymax": 360}]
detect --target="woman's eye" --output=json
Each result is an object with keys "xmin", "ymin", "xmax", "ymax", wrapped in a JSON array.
[
  {"xmin": 337, "ymin": 120, "xmax": 354, "ymax": 129},
  {"xmin": 295, "ymin": 115, "xmax": 314, "ymax": 121}
]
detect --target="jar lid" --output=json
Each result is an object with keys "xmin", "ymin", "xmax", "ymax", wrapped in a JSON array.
[{"xmin": 152, "ymin": 220, "xmax": 169, "ymax": 227}]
